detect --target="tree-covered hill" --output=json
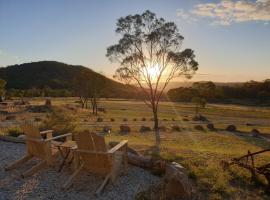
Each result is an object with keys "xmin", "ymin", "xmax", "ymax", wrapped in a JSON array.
[{"xmin": 0, "ymin": 61, "xmax": 138, "ymax": 98}]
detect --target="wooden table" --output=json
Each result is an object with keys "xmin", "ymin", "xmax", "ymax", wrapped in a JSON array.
[{"xmin": 56, "ymin": 140, "xmax": 78, "ymax": 172}]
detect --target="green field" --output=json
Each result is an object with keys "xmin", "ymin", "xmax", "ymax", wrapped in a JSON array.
[{"xmin": 1, "ymin": 98, "xmax": 270, "ymax": 199}]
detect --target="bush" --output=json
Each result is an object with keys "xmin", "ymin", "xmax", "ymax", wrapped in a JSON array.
[
  {"xmin": 97, "ymin": 117, "xmax": 103, "ymax": 122},
  {"xmin": 123, "ymin": 118, "xmax": 128, "ymax": 122},
  {"xmin": 142, "ymin": 117, "xmax": 146, "ymax": 121},
  {"xmin": 120, "ymin": 125, "xmax": 131, "ymax": 134},
  {"xmin": 207, "ymin": 123, "xmax": 215, "ymax": 131},
  {"xmin": 171, "ymin": 125, "xmax": 181, "ymax": 132},
  {"xmin": 45, "ymin": 99, "xmax": 51, "ymax": 107},
  {"xmin": 5, "ymin": 115, "xmax": 16, "ymax": 120},
  {"xmin": 133, "ymin": 118, "xmax": 137, "ymax": 121},
  {"xmin": 140, "ymin": 126, "xmax": 151, "ymax": 133},
  {"xmin": 183, "ymin": 118, "xmax": 189, "ymax": 121},
  {"xmin": 194, "ymin": 125, "xmax": 205, "ymax": 131},
  {"xmin": 158, "ymin": 126, "xmax": 167, "ymax": 132},
  {"xmin": 41, "ymin": 108, "xmax": 76, "ymax": 136},
  {"xmin": 103, "ymin": 126, "xmax": 112, "ymax": 134},
  {"xmin": 7, "ymin": 127, "xmax": 23, "ymax": 137},
  {"xmin": 110, "ymin": 118, "xmax": 115, "ymax": 122},
  {"xmin": 226, "ymin": 125, "xmax": 237, "ymax": 132},
  {"xmin": 251, "ymin": 129, "xmax": 260, "ymax": 137},
  {"xmin": 192, "ymin": 115, "xmax": 208, "ymax": 122}
]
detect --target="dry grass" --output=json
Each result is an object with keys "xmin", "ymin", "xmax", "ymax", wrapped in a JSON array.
[{"xmin": 1, "ymin": 97, "xmax": 270, "ymax": 199}]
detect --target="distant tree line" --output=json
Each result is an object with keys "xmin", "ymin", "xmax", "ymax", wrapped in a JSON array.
[{"xmin": 167, "ymin": 80, "xmax": 270, "ymax": 105}]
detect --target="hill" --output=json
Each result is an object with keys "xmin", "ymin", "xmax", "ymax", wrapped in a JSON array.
[{"xmin": 0, "ymin": 61, "xmax": 137, "ymax": 98}]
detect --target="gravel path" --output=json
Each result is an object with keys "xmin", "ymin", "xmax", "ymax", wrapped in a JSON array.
[{"xmin": 0, "ymin": 141, "xmax": 160, "ymax": 200}]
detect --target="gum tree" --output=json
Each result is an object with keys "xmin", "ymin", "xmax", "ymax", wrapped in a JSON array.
[{"xmin": 107, "ymin": 10, "xmax": 198, "ymax": 151}]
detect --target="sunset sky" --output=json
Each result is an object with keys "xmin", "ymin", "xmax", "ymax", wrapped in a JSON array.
[{"xmin": 0, "ymin": 0, "xmax": 269, "ymax": 82}]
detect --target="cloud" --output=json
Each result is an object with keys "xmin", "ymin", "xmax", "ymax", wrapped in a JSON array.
[{"xmin": 177, "ymin": 0, "xmax": 270, "ymax": 25}]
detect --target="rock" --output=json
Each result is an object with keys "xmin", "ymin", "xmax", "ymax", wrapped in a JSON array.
[
  {"xmin": 251, "ymin": 129, "xmax": 260, "ymax": 137},
  {"xmin": 97, "ymin": 117, "xmax": 103, "ymax": 122},
  {"xmin": 135, "ymin": 183, "xmax": 162, "ymax": 200},
  {"xmin": 226, "ymin": 125, "xmax": 237, "ymax": 132},
  {"xmin": 194, "ymin": 125, "xmax": 204, "ymax": 131},
  {"xmin": 164, "ymin": 162, "xmax": 192, "ymax": 200},
  {"xmin": 171, "ymin": 125, "xmax": 181, "ymax": 132},
  {"xmin": 103, "ymin": 126, "xmax": 111, "ymax": 134},
  {"xmin": 5, "ymin": 115, "xmax": 16, "ymax": 120},
  {"xmin": 18, "ymin": 134, "xmax": 26, "ymax": 140},
  {"xmin": 207, "ymin": 123, "xmax": 215, "ymax": 131},
  {"xmin": 140, "ymin": 126, "xmax": 151, "ymax": 133},
  {"xmin": 192, "ymin": 115, "xmax": 208, "ymax": 122},
  {"xmin": 119, "ymin": 125, "xmax": 131, "ymax": 134}
]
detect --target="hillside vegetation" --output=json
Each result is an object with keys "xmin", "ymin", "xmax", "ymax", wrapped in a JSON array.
[{"xmin": 0, "ymin": 61, "xmax": 138, "ymax": 98}]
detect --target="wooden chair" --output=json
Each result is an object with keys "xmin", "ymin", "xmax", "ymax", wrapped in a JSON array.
[
  {"xmin": 62, "ymin": 131, "xmax": 128, "ymax": 195},
  {"xmin": 5, "ymin": 124, "xmax": 72, "ymax": 178}
]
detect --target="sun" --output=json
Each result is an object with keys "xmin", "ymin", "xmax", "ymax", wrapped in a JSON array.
[{"xmin": 142, "ymin": 63, "xmax": 161, "ymax": 82}]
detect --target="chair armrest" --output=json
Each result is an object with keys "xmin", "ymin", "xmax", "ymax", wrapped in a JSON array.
[
  {"xmin": 45, "ymin": 133, "xmax": 73, "ymax": 142},
  {"xmin": 108, "ymin": 140, "xmax": 128, "ymax": 154},
  {"xmin": 40, "ymin": 130, "xmax": 53, "ymax": 139}
]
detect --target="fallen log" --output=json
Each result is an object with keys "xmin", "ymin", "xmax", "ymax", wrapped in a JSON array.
[{"xmin": 109, "ymin": 141, "xmax": 165, "ymax": 172}]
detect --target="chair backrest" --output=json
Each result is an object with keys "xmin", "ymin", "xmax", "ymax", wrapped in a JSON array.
[
  {"xmin": 21, "ymin": 124, "xmax": 48, "ymax": 159},
  {"xmin": 75, "ymin": 131, "xmax": 112, "ymax": 174}
]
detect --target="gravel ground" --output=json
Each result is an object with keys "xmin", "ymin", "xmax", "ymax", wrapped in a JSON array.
[{"xmin": 0, "ymin": 141, "xmax": 160, "ymax": 200}]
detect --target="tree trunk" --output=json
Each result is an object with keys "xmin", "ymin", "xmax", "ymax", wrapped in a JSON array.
[{"xmin": 153, "ymin": 109, "xmax": 160, "ymax": 153}]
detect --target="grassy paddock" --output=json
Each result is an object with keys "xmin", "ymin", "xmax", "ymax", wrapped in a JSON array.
[{"xmin": 1, "ymin": 97, "xmax": 270, "ymax": 199}]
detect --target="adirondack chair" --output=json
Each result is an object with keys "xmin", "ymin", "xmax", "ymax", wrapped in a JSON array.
[
  {"xmin": 5, "ymin": 124, "xmax": 72, "ymax": 178},
  {"xmin": 62, "ymin": 131, "xmax": 128, "ymax": 195}
]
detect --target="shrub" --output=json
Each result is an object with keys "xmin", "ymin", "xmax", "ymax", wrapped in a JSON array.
[
  {"xmin": 192, "ymin": 115, "xmax": 208, "ymax": 122},
  {"xmin": 133, "ymin": 118, "xmax": 137, "ymax": 121},
  {"xmin": 7, "ymin": 127, "xmax": 23, "ymax": 137},
  {"xmin": 41, "ymin": 108, "xmax": 76, "ymax": 136},
  {"xmin": 207, "ymin": 123, "xmax": 215, "ymax": 131},
  {"xmin": 110, "ymin": 118, "xmax": 115, "ymax": 122},
  {"xmin": 251, "ymin": 129, "xmax": 260, "ymax": 137},
  {"xmin": 158, "ymin": 126, "xmax": 167, "ymax": 132},
  {"xmin": 5, "ymin": 115, "xmax": 16, "ymax": 120},
  {"xmin": 183, "ymin": 118, "xmax": 189, "ymax": 121},
  {"xmin": 140, "ymin": 126, "xmax": 151, "ymax": 133},
  {"xmin": 45, "ymin": 99, "xmax": 51, "ymax": 107},
  {"xmin": 142, "ymin": 117, "xmax": 146, "ymax": 121},
  {"xmin": 194, "ymin": 125, "xmax": 204, "ymax": 131},
  {"xmin": 171, "ymin": 125, "xmax": 181, "ymax": 132},
  {"xmin": 123, "ymin": 118, "xmax": 128, "ymax": 122},
  {"xmin": 226, "ymin": 125, "xmax": 237, "ymax": 132},
  {"xmin": 103, "ymin": 126, "xmax": 112, "ymax": 134},
  {"xmin": 97, "ymin": 117, "xmax": 103, "ymax": 122},
  {"xmin": 120, "ymin": 125, "xmax": 131, "ymax": 134}
]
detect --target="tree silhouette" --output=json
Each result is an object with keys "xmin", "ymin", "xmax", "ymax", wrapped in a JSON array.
[
  {"xmin": 0, "ymin": 79, "xmax": 6, "ymax": 102},
  {"xmin": 107, "ymin": 10, "xmax": 198, "ymax": 150}
]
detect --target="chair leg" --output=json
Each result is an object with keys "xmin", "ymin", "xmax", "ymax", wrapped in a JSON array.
[
  {"xmin": 5, "ymin": 154, "xmax": 33, "ymax": 171},
  {"xmin": 62, "ymin": 164, "xmax": 83, "ymax": 190},
  {"xmin": 22, "ymin": 160, "xmax": 47, "ymax": 178},
  {"xmin": 95, "ymin": 173, "xmax": 111, "ymax": 196}
]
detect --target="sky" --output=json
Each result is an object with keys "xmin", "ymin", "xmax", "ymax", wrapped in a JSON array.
[{"xmin": 0, "ymin": 0, "xmax": 269, "ymax": 82}]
